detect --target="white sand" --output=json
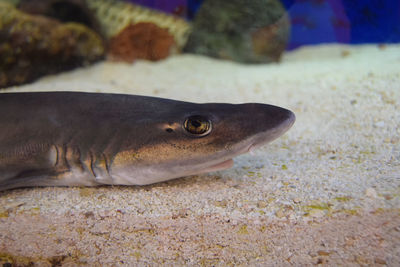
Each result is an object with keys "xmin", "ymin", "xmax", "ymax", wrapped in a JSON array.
[{"xmin": 0, "ymin": 44, "xmax": 399, "ymax": 265}]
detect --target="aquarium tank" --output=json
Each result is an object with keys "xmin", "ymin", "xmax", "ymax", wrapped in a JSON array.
[{"xmin": 0, "ymin": 0, "xmax": 399, "ymax": 266}]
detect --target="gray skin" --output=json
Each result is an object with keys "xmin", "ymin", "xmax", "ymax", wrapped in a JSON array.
[{"xmin": 0, "ymin": 92, "xmax": 295, "ymax": 191}]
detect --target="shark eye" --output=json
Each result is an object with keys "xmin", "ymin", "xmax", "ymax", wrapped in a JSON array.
[{"xmin": 183, "ymin": 115, "xmax": 212, "ymax": 137}]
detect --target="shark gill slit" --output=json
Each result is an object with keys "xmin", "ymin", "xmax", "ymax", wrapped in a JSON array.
[
  {"xmin": 102, "ymin": 153, "xmax": 110, "ymax": 176},
  {"xmin": 62, "ymin": 145, "xmax": 70, "ymax": 170},
  {"xmin": 75, "ymin": 146, "xmax": 85, "ymax": 172},
  {"xmin": 53, "ymin": 145, "xmax": 59, "ymax": 167},
  {"xmin": 89, "ymin": 151, "xmax": 97, "ymax": 178}
]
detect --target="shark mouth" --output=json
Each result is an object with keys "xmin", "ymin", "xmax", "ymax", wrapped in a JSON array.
[{"xmin": 198, "ymin": 159, "xmax": 235, "ymax": 173}]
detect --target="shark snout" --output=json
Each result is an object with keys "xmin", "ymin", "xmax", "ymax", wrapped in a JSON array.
[
  {"xmin": 244, "ymin": 104, "xmax": 295, "ymax": 152},
  {"xmin": 279, "ymin": 108, "xmax": 296, "ymax": 132},
  {"xmin": 244, "ymin": 103, "xmax": 295, "ymax": 132}
]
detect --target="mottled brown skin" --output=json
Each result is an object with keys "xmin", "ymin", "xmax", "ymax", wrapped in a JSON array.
[{"xmin": 0, "ymin": 92, "xmax": 295, "ymax": 190}]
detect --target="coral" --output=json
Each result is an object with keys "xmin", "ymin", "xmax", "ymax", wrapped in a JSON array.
[
  {"xmin": 0, "ymin": 0, "xmax": 20, "ymax": 6},
  {"xmin": 18, "ymin": 0, "xmax": 102, "ymax": 35},
  {"xmin": 108, "ymin": 22, "xmax": 176, "ymax": 62},
  {"xmin": 85, "ymin": 0, "xmax": 191, "ymax": 49},
  {"xmin": 1, "ymin": 0, "xmax": 191, "ymax": 48},
  {"xmin": 184, "ymin": 0, "xmax": 290, "ymax": 63},
  {"xmin": 0, "ymin": 2, "xmax": 105, "ymax": 88}
]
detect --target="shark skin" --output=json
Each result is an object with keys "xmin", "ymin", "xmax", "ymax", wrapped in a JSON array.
[{"xmin": 0, "ymin": 92, "xmax": 295, "ymax": 191}]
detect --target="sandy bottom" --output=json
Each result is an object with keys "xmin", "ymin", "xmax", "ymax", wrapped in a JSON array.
[{"xmin": 1, "ymin": 44, "xmax": 399, "ymax": 265}]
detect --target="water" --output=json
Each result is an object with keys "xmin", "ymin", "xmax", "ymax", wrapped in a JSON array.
[
  {"xmin": 0, "ymin": 0, "xmax": 399, "ymax": 265},
  {"xmin": 133, "ymin": 0, "xmax": 400, "ymax": 49}
]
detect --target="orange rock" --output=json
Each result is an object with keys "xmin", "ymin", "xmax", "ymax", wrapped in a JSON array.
[{"xmin": 108, "ymin": 22, "xmax": 176, "ymax": 62}]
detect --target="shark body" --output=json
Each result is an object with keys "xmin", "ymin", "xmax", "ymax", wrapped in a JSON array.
[{"xmin": 0, "ymin": 92, "xmax": 295, "ymax": 191}]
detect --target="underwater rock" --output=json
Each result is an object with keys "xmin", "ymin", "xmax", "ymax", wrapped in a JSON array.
[
  {"xmin": 184, "ymin": 0, "xmax": 290, "ymax": 63},
  {"xmin": 0, "ymin": 2, "xmax": 104, "ymax": 88},
  {"xmin": 85, "ymin": 0, "xmax": 191, "ymax": 49},
  {"xmin": 108, "ymin": 22, "xmax": 176, "ymax": 62},
  {"xmin": 18, "ymin": 0, "xmax": 102, "ymax": 36}
]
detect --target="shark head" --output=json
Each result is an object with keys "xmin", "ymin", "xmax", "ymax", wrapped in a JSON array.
[{"xmin": 111, "ymin": 100, "xmax": 295, "ymax": 185}]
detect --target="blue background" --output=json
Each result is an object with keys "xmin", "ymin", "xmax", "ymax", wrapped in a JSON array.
[{"xmin": 129, "ymin": 0, "xmax": 400, "ymax": 50}]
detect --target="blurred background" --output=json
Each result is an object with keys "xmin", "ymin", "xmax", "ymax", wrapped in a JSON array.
[
  {"xmin": 133, "ymin": 0, "xmax": 400, "ymax": 49},
  {"xmin": 1, "ymin": 0, "xmax": 399, "ymax": 88}
]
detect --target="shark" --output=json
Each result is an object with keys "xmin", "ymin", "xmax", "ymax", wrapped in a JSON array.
[{"xmin": 0, "ymin": 92, "xmax": 295, "ymax": 191}]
